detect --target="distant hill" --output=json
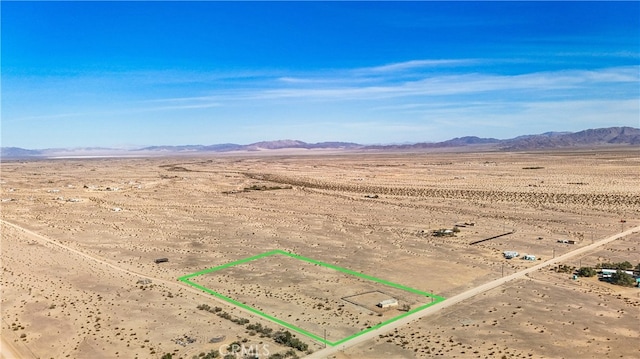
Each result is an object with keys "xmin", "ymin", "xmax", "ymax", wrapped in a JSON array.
[
  {"xmin": 137, "ymin": 140, "xmax": 362, "ymax": 152},
  {"xmin": 500, "ymin": 127, "xmax": 640, "ymax": 150},
  {"xmin": 244, "ymin": 140, "xmax": 307, "ymax": 151},
  {"xmin": 0, "ymin": 147, "xmax": 43, "ymax": 158},
  {"xmin": 2, "ymin": 127, "xmax": 638, "ymax": 159},
  {"xmin": 136, "ymin": 143, "xmax": 245, "ymax": 152}
]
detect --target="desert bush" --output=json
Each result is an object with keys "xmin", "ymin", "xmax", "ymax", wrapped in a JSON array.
[
  {"xmin": 555, "ymin": 264, "xmax": 575, "ymax": 273},
  {"xmin": 596, "ymin": 261, "xmax": 633, "ymax": 270},
  {"xmin": 273, "ymin": 331, "xmax": 308, "ymax": 351},
  {"xmin": 205, "ymin": 350, "xmax": 220, "ymax": 358},
  {"xmin": 577, "ymin": 267, "xmax": 597, "ymax": 277},
  {"xmin": 611, "ymin": 270, "xmax": 636, "ymax": 287},
  {"xmin": 246, "ymin": 322, "xmax": 273, "ymax": 337}
]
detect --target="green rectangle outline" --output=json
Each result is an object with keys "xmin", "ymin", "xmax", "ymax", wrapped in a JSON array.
[{"xmin": 178, "ymin": 249, "xmax": 445, "ymax": 347}]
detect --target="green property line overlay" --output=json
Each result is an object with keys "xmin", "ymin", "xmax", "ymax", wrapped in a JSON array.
[{"xmin": 178, "ymin": 249, "xmax": 446, "ymax": 347}]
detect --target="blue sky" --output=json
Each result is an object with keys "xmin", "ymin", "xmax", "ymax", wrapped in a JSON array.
[{"xmin": 2, "ymin": 1, "xmax": 639, "ymax": 148}]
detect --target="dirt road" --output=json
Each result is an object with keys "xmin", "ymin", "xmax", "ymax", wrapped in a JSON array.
[
  {"xmin": 0, "ymin": 330, "xmax": 30, "ymax": 359},
  {"xmin": 0, "ymin": 219, "xmax": 276, "ymax": 357},
  {"xmin": 2, "ymin": 219, "xmax": 637, "ymax": 358},
  {"xmin": 306, "ymin": 225, "xmax": 640, "ymax": 358}
]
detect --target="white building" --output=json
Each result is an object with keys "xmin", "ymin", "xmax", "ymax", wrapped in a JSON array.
[
  {"xmin": 503, "ymin": 251, "xmax": 519, "ymax": 259},
  {"xmin": 377, "ymin": 299, "xmax": 398, "ymax": 308}
]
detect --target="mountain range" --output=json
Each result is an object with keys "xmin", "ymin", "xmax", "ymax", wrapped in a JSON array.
[{"xmin": 2, "ymin": 126, "xmax": 639, "ymax": 159}]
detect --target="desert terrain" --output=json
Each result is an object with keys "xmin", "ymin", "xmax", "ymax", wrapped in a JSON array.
[{"xmin": 1, "ymin": 148, "xmax": 639, "ymax": 358}]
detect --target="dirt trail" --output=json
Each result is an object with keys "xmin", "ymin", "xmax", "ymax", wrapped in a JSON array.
[
  {"xmin": 3, "ymin": 219, "xmax": 638, "ymax": 358},
  {"xmin": 1, "ymin": 331, "xmax": 30, "ymax": 359},
  {"xmin": 0, "ymin": 219, "xmax": 287, "ymax": 357},
  {"xmin": 306, "ymin": 225, "xmax": 640, "ymax": 358}
]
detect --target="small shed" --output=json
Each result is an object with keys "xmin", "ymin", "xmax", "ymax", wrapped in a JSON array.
[
  {"xmin": 503, "ymin": 251, "xmax": 519, "ymax": 259},
  {"xmin": 154, "ymin": 258, "xmax": 169, "ymax": 264},
  {"xmin": 523, "ymin": 254, "xmax": 536, "ymax": 261},
  {"xmin": 377, "ymin": 299, "xmax": 398, "ymax": 308}
]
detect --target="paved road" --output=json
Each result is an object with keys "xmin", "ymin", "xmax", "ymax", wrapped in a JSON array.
[{"xmin": 306, "ymin": 225, "xmax": 640, "ymax": 358}]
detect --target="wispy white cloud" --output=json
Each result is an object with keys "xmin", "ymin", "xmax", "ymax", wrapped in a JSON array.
[
  {"xmin": 232, "ymin": 65, "xmax": 639, "ymax": 102},
  {"xmin": 135, "ymin": 103, "xmax": 221, "ymax": 111},
  {"xmin": 270, "ymin": 59, "xmax": 481, "ymax": 85},
  {"xmin": 276, "ymin": 76, "xmax": 371, "ymax": 85},
  {"xmin": 363, "ymin": 59, "xmax": 479, "ymax": 73},
  {"xmin": 5, "ymin": 59, "xmax": 636, "ymax": 147},
  {"xmin": 4, "ymin": 100, "xmax": 222, "ymax": 124}
]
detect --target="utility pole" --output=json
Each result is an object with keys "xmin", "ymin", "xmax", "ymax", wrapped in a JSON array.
[{"xmin": 324, "ymin": 329, "xmax": 327, "ymax": 349}]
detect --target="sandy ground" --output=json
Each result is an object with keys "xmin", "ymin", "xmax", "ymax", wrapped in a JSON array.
[
  {"xmin": 313, "ymin": 227, "xmax": 640, "ymax": 358},
  {"xmin": 1, "ymin": 148, "xmax": 639, "ymax": 358}
]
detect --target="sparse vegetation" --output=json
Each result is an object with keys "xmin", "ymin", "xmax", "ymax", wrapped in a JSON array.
[
  {"xmin": 246, "ymin": 322, "xmax": 274, "ymax": 337},
  {"xmin": 553, "ymin": 264, "xmax": 575, "ymax": 273},
  {"xmin": 610, "ymin": 270, "xmax": 636, "ymax": 287},
  {"xmin": 4, "ymin": 150, "xmax": 640, "ymax": 359},
  {"xmin": 268, "ymin": 349, "xmax": 299, "ymax": 359},
  {"xmin": 596, "ymin": 261, "xmax": 634, "ymax": 270},
  {"xmin": 244, "ymin": 184, "xmax": 293, "ymax": 192},
  {"xmin": 272, "ymin": 331, "xmax": 308, "ymax": 352},
  {"xmin": 577, "ymin": 267, "xmax": 597, "ymax": 277}
]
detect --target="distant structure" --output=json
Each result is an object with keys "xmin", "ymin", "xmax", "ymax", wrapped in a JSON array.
[
  {"xmin": 377, "ymin": 299, "xmax": 398, "ymax": 308},
  {"xmin": 503, "ymin": 251, "xmax": 519, "ymax": 259},
  {"xmin": 433, "ymin": 228, "xmax": 455, "ymax": 237},
  {"xmin": 599, "ymin": 269, "xmax": 634, "ymax": 278},
  {"xmin": 154, "ymin": 258, "xmax": 169, "ymax": 264},
  {"xmin": 455, "ymin": 222, "xmax": 475, "ymax": 227},
  {"xmin": 557, "ymin": 239, "xmax": 575, "ymax": 244},
  {"xmin": 523, "ymin": 254, "xmax": 536, "ymax": 261},
  {"xmin": 137, "ymin": 278, "xmax": 152, "ymax": 285},
  {"xmin": 209, "ymin": 336, "xmax": 226, "ymax": 343}
]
